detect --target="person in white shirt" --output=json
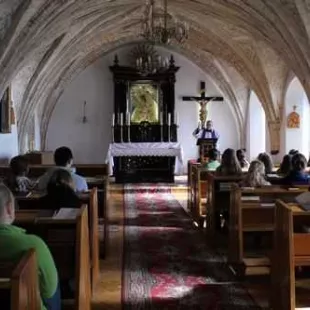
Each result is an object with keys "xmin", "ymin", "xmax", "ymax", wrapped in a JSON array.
[{"xmin": 38, "ymin": 146, "xmax": 88, "ymax": 192}]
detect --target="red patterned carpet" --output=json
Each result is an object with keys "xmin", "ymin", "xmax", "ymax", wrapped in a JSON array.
[{"xmin": 122, "ymin": 184, "xmax": 263, "ymax": 310}]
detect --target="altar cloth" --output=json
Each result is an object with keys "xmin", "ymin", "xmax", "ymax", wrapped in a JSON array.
[{"xmin": 106, "ymin": 142, "xmax": 184, "ymax": 175}]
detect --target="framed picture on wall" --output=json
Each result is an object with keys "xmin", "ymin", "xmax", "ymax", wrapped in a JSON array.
[
  {"xmin": 0, "ymin": 87, "xmax": 12, "ymax": 133},
  {"xmin": 129, "ymin": 82, "xmax": 161, "ymax": 124}
]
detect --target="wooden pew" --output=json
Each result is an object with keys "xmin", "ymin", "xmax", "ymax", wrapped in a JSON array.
[
  {"xmin": 16, "ymin": 188, "xmax": 100, "ymax": 290},
  {"xmin": 191, "ymin": 165, "xmax": 210, "ymax": 227},
  {"xmin": 187, "ymin": 160, "xmax": 200, "ymax": 213},
  {"xmin": 0, "ymin": 164, "xmax": 108, "ymax": 179},
  {"xmin": 205, "ymin": 174, "xmax": 244, "ymax": 235},
  {"xmin": 79, "ymin": 189, "xmax": 100, "ymax": 288},
  {"xmin": 0, "ymin": 249, "xmax": 40, "ymax": 310},
  {"xmin": 271, "ymin": 200, "xmax": 310, "ymax": 310},
  {"xmin": 15, "ymin": 206, "xmax": 91, "ymax": 310},
  {"xmin": 229, "ymin": 186, "xmax": 309, "ymax": 279}
]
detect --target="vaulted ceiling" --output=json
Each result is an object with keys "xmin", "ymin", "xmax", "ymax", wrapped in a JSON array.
[{"xmin": 0, "ymin": 0, "xmax": 310, "ymax": 151}]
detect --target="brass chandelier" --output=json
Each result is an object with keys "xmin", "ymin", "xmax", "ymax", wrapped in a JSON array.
[{"xmin": 140, "ymin": 0, "xmax": 189, "ymax": 45}]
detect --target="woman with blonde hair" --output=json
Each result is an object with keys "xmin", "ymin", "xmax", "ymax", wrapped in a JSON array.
[
  {"xmin": 242, "ymin": 160, "xmax": 271, "ymax": 187},
  {"xmin": 215, "ymin": 148, "xmax": 242, "ymax": 176}
]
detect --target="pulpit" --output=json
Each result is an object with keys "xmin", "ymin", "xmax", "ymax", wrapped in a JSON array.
[
  {"xmin": 197, "ymin": 138, "xmax": 218, "ymax": 162},
  {"xmin": 109, "ymin": 50, "xmax": 180, "ymax": 183}
]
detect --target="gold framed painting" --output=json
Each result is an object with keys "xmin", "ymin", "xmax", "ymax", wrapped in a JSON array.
[
  {"xmin": 129, "ymin": 82, "xmax": 160, "ymax": 124},
  {"xmin": 0, "ymin": 87, "xmax": 12, "ymax": 133},
  {"xmin": 287, "ymin": 105, "xmax": 300, "ymax": 129}
]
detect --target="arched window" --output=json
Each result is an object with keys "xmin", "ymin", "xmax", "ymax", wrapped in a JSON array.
[
  {"xmin": 284, "ymin": 77, "xmax": 309, "ymax": 158},
  {"xmin": 246, "ymin": 91, "xmax": 266, "ymax": 160}
]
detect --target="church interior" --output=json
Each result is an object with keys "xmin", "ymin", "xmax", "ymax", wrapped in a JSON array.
[{"xmin": 1, "ymin": 0, "xmax": 310, "ymax": 309}]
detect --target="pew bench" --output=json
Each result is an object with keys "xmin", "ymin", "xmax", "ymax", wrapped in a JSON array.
[
  {"xmin": 191, "ymin": 165, "xmax": 209, "ymax": 227},
  {"xmin": 271, "ymin": 200, "xmax": 310, "ymax": 310},
  {"xmin": 187, "ymin": 160, "xmax": 200, "ymax": 213},
  {"xmin": 15, "ymin": 206, "xmax": 91, "ymax": 310},
  {"xmin": 0, "ymin": 163, "xmax": 108, "ymax": 179},
  {"xmin": 205, "ymin": 174, "xmax": 244, "ymax": 236},
  {"xmin": 0, "ymin": 249, "xmax": 40, "ymax": 310},
  {"xmin": 16, "ymin": 188, "xmax": 100, "ymax": 290},
  {"xmin": 229, "ymin": 186, "xmax": 309, "ymax": 279}
]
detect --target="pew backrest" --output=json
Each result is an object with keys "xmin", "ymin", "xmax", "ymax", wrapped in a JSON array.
[
  {"xmin": 15, "ymin": 206, "xmax": 91, "ymax": 310},
  {"xmin": 206, "ymin": 174, "xmax": 243, "ymax": 232},
  {"xmin": 0, "ymin": 249, "xmax": 40, "ymax": 310},
  {"xmin": 229, "ymin": 186, "xmax": 309, "ymax": 265}
]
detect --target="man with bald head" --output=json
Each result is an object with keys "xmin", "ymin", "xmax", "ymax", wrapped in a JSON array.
[{"xmin": 0, "ymin": 184, "xmax": 60, "ymax": 310}]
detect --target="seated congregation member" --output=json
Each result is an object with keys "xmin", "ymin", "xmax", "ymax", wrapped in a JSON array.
[
  {"xmin": 215, "ymin": 148, "xmax": 242, "ymax": 176},
  {"xmin": 204, "ymin": 148, "xmax": 220, "ymax": 170},
  {"xmin": 0, "ymin": 184, "xmax": 60, "ymax": 310},
  {"xmin": 241, "ymin": 160, "xmax": 270, "ymax": 187},
  {"xmin": 257, "ymin": 152, "xmax": 274, "ymax": 175},
  {"xmin": 289, "ymin": 149, "xmax": 299, "ymax": 156},
  {"xmin": 40, "ymin": 169, "xmax": 82, "ymax": 210},
  {"xmin": 6, "ymin": 155, "xmax": 36, "ymax": 193},
  {"xmin": 236, "ymin": 149, "xmax": 250, "ymax": 169},
  {"xmin": 280, "ymin": 153, "xmax": 310, "ymax": 185},
  {"xmin": 277, "ymin": 154, "xmax": 292, "ymax": 176},
  {"xmin": 38, "ymin": 146, "xmax": 88, "ymax": 192}
]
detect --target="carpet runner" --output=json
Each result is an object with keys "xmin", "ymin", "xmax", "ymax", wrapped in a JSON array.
[{"xmin": 122, "ymin": 184, "xmax": 262, "ymax": 309}]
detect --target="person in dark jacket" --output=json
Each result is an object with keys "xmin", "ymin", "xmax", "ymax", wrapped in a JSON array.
[
  {"xmin": 277, "ymin": 154, "xmax": 292, "ymax": 176},
  {"xmin": 40, "ymin": 169, "xmax": 82, "ymax": 210},
  {"xmin": 280, "ymin": 153, "xmax": 310, "ymax": 185}
]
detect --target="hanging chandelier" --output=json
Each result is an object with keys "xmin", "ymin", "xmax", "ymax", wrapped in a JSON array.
[
  {"xmin": 130, "ymin": 44, "xmax": 172, "ymax": 76},
  {"xmin": 140, "ymin": 0, "xmax": 189, "ymax": 45}
]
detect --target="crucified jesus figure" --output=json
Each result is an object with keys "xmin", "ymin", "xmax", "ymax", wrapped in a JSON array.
[{"xmin": 198, "ymin": 97, "xmax": 216, "ymax": 126}]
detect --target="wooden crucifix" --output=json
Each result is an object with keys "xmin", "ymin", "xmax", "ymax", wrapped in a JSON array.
[{"xmin": 182, "ymin": 81, "xmax": 224, "ymax": 125}]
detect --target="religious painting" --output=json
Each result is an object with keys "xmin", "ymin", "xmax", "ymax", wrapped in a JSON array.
[
  {"xmin": 129, "ymin": 82, "xmax": 159, "ymax": 124},
  {"xmin": 0, "ymin": 87, "xmax": 12, "ymax": 133},
  {"xmin": 287, "ymin": 105, "xmax": 300, "ymax": 129}
]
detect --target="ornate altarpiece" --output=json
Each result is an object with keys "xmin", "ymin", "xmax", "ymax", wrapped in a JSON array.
[{"xmin": 110, "ymin": 55, "xmax": 180, "ymax": 183}]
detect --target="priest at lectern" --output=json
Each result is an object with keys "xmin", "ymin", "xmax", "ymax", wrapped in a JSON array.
[{"xmin": 192, "ymin": 120, "xmax": 220, "ymax": 140}]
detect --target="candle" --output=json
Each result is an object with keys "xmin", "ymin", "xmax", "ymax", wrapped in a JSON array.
[
  {"xmin": 160, "ymin": 112, "xmax": 163, "ymax": 125},
  {"xmin": 112, "ymin": 113, "xmax": 115, "ymax": 126},
  {"xmin": 168, "ymin": 113, "xmax": 171, "ymax": 126},
  {"xmin": 120, "ymin": 113, "xmax": 123, "ymax": 126},
  {"xmin": 126, "ymin": 112, "xmax": 130, "ymax": 125}
]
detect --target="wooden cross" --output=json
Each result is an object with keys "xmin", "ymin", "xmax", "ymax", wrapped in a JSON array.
[{"xmin": 182, "ymin": 81, "xmax": 224, "ymax": 125}]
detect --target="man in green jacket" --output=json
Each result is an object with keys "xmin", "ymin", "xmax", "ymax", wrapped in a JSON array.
[{"xmin": 0, "ymin": 184, "xmax": 60, "ymax": 310}]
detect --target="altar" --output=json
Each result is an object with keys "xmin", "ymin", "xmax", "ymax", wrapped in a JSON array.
[{"xmin": 107, "ymin": 142, "xmax": 183, "ymax": 183}]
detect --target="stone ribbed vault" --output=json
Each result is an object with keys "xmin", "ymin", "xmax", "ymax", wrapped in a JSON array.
[{"xmin": 0, "ymin": 0, "xmax": 310, "ymax": 152}]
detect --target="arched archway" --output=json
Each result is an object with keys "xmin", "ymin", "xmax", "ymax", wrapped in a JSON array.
[{"xmin": 45, "ymin": 44, "xmax": 241, "ymax": 166}]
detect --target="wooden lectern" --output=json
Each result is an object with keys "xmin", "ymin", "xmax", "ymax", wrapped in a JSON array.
[{"xmin": 197, "ymin": 138, "xmax": 218, "ymax": 162}]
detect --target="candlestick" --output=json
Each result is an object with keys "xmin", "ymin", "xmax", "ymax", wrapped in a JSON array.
[
  {"xmin": 160, "ymin": 112, "xmax": 163, "ymax": 125},
  {"xmin": 120, "ymin": 113, "xmax": 123, "ymax": 126},
  {"xmin": 126, "ymin": 112, "xmax": 130, "ymax": 125},
  {"xmin": 112, "ymin": 113, "xmax": 115, "ymax": 126},
  {"xmin": 168, "ymin": 113, "xmax": 171, "ymax": 126}
]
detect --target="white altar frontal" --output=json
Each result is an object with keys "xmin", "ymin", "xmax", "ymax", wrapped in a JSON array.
[{"xmin": 106, "ymin": 142, "xmax": 184, "ymax": 176}]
